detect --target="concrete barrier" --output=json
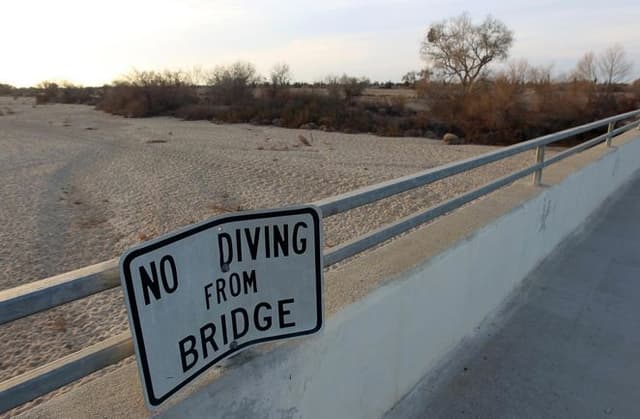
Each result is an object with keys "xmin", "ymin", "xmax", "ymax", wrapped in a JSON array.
[{"xmin": 20, "ymin": 130, "xmax": 640, "ymax": 419}]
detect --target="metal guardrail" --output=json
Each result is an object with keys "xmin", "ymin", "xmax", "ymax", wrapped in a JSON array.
[{"xmin": 1, "ymin": 109, "xmax": 639, "ymax": 412}]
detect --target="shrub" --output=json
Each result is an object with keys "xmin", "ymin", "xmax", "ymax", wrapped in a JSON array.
[
  {"xmin": 88, "ymin": 61, "xmax": 638, "ymax": 145},
  {"xmin": 324, "ymin": 74, "xmax": 369, "ymax": 101},
  {"xmin": 267, "ymin": 63, "xmax": 292, "ymax": 98},
  {"xmin": 98, "ymin": 70, "xmax": 197, "ymax": 117},
  {"xmin": 0, "ymin": 83, "xmax": 15, "ymax": 95},
  {"xmin": 631, "ymin": 79, "xmax": 640, "ymax": 101},
  {"xmin": 207, "ymin": 62, "xmax": 261, "ymax": 105},
  {"xmin": 33, "ymin": 81, "xmax": 101, "ymax": 105},
  {"xmin": 421, "ymin": 77, "xmax": 638, "ymax": 145},
  {"xmin": 175, "ymin": 104, "xmax": 219, "ymax": 121},
  {"xmin": 35, "ymin": 81, "xmax": 60, "ymax": 104}
]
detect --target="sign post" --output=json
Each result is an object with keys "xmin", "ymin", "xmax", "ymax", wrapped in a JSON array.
[{"xmin": 119, "ymin": 206, "xmax": 323, "ymax": 408}]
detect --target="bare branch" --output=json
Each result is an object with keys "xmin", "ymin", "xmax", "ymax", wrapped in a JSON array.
[
  {"xmin": 572, "ymin": 51, "xmax": 598, "ymax": 82},
  {"xmin": 597, "ymin": 44, "xmax": 633, "ymax": 85}
]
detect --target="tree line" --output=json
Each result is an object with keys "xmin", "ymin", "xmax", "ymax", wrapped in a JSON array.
[
  {"xmin": 412, "ymin": 12, "xmax": 634, "ymax": 91},
  {"xmin": 2, "ymin": 12, "xmax": 638, "ymax": 144}
]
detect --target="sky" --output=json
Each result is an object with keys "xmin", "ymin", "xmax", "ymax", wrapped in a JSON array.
[{"xmin": 1, "ymin": 0, "xmax": 639, "ymax": 87}]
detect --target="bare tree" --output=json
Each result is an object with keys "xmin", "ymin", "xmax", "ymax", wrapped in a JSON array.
[
  {"xmin": 188, "ymin": 65, "xmax": 208, "ymax": 86},
  {"xmin": 504, "ymin": 59, "xmax": 531, "ymax": 84},
  {"xmin": 208, "ymin": 62, "xmax": 261, "ymax": 104},
  {"xmin": 598, "ymin": 44, "xmax": 633, "ymax": 85},
  {"xmin": 402, "ymin": 71, "xmax": 419, "ymax": 86},
  {"xmin": 421, "ymin": 12, "xmax": 514, "ymax": 94},
  {"xmin": 341, "ymin": 75, "xmax": 369, "ymax": 101},
  {"xmin": 526, "ymin": 63, "xmax": 553, "ymax": 85},
  {"xmin": 402, "ymin": 69, "xmax": 434, "ymax": 87},
  {"xmin": 270, "ymin": 63, "xmax": 292, "ymax": 88},
  {"xmin": 324, "ymin": 75, "xmax": 342, "ymax": 98},
  {"xmin": 573, "ymin": 51, "xmax": 598, "ymax": 82},
  {"xmin": 324, "ymin": 74, "xmax": 369, "ymax": 101}
]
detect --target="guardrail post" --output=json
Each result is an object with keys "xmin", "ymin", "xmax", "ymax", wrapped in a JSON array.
[
  {"xmin": 532, "ymin": 145, "xmax": 545, "ymax": 185},
  {"xmin": 606, "ymin": 121, "xmax": 615, "ymax": 147}
]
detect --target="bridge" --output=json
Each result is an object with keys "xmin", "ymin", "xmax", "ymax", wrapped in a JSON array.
[
  {"xmin": 1, "ymin": 111, "xmax": 640, "ymax": 418},
  {"xmin": 386, "ymin": 173, "xmax": 640, "ymax": 418}
]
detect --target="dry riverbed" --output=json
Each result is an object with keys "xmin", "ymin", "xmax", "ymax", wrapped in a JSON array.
[{"xmin": 0, "ymin": 96, "xmax": 544, "ymax": 414}]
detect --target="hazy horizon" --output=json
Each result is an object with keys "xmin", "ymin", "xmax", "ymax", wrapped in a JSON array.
[{"xmin": 2, "ymin": 0, "xmax": 639, "ymax": 87}]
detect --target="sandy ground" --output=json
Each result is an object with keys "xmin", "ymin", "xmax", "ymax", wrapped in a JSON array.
[{"xmin": 0, "ymin": 96, "xmax": 544, "ymax": 414}]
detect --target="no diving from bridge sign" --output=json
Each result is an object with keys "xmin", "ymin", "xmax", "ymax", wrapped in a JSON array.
[{"xmin": 119, "ymin": 206, "xmax": 323, "ymax": 408}]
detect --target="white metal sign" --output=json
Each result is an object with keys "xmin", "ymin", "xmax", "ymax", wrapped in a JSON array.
[{"xmin": 119, "ymin": 206, "xmax": 323, "ymax": 407}]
